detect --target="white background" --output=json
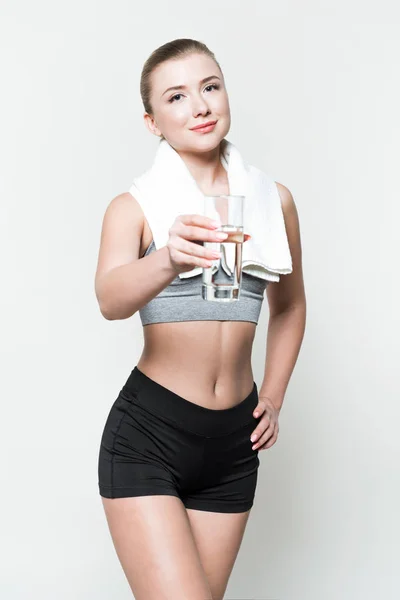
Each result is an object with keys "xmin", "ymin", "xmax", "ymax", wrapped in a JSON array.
[{"xmin": 1, "ymin": 1, "xmax": 399, "ymax": 598}]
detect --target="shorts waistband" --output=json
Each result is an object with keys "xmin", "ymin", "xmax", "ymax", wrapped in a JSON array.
[{"xmin": 121, "ymin": 366, "xmax": 259, "ymax": 437}]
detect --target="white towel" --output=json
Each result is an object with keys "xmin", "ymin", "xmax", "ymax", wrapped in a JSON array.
[{"xmin": 129, "ymin": 138, "xmax": 293, "ymax": 282}]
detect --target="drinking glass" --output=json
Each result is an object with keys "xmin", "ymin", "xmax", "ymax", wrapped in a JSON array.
[{"xmin": 202, "ymin": 195, "xmax": 244, "ymax": 301}]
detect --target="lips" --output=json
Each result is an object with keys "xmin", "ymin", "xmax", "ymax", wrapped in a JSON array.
[{"xmin": 190, "ymin": 120, "xmax": 217, "ymax": 131}]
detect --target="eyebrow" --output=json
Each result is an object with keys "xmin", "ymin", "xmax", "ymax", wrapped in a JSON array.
[{"xmin": 161, "ymin": 75, "xmax": 221, "ymax": 98}]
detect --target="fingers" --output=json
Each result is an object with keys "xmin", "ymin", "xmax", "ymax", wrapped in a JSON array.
[
  {"xmin": 174, "ymin": 237, "xmax": 222, "ymax": 260},
  {"xmin": 257, "ymin": 424, "xmax": 279, "ymax": 450},
  {"xmin": 168, "ymin": 214, "xmax": 251, "ymax": 272},
  {"xmin": 251, "ymin": 422, "xmax": 276, "ymax": 450},
  {"xmin": 179, "ymin": 214, "xmax": 221, "ymax": 230},
  {"xmin": 250, "ymin": 416, "xmax": 272, "ymax": 444},
  {"xmin": 168, "ymin": 215, "xmax": 229, "ymax": 268},
  {"xmin": 176, "ymin": 220, "xmax": 229, "ymax": 244},
  {"xmin": 250, "ymin": 400, "xmax": 279, "ymax": 450}
]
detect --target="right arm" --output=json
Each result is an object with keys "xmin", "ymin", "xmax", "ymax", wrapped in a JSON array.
[
  {"xmin": 94, "ymin": 193, "xmax": 227, "ymax": 321},
  {"xmin": 94, "ymin": 193, "xmax": 179, "ymax": 320}
]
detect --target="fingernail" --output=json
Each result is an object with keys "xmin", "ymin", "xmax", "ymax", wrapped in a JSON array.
[
  {"xmin": 250, "ymin": 435, "xmax": 257, "ymax": 442},
  {"xmin": 211, "ymin": 220, "xmax": 221, "ymax": 227},
  {"xmin": 216, "ymin": 232, "xmax": 228, "ymax": 240},
  {"xmin": 254, "ymin": 412, "xmax": 259, "ymax": 418}
]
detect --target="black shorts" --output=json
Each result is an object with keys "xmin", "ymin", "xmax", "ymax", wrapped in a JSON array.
[{"xmin": 98, "ymin": 366, "xmax": 261, "ymax": 513}]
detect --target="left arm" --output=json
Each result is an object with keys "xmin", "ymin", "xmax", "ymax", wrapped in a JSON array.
[{"xmin": 250, "ymin": 182, "xmax": 306, "ymax": 450}]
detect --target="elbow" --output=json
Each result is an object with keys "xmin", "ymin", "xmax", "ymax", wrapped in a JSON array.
[
  {"xmin": 95, "ymin": 291, "xmax": 113, "ymax": 320},
  {"xmin": 95, "ymin": 285, "xmax": 138, "ymax": 321},
  {"xmin": 98, "ymin": 302, "xmax": 116, "ymax": 320},
  {"xmin": 96, "ymin": 289, "xmax": 120, "ymax": 320},
  {"xmin": 96, "ymin": 293, "xmax": 118, "ymax": 320},
  {"xmin": 98, "ymin": 301, "xmax": 137, "ymax": 321}
]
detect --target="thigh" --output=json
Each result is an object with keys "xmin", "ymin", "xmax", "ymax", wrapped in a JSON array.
[
  {"xmin": 186, "ymin": 507, "xmax": 252, "ymax": 600},
  {"xmin": 102, "ymin": 495, "xmax": 213, "ymax": 600}
]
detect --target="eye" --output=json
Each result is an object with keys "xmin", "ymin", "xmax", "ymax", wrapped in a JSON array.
[
  {"xmin": 168, "ymin": 83, "xmax": 220, "ymax": 103},
  {"xmin": 168, "ymin": 93, "xmax": 183, "ymax": 103},
  {"xmin": 205, "ymin": 83, "xmax": 220, "ymax": 92}
]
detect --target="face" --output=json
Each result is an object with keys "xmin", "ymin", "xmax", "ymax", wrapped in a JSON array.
[{"xmin": 144, "ymin": 53, "xmax": 231, "ymax": 153}]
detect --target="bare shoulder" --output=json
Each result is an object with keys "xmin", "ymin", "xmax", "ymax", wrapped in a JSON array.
[
  {"xmin": 94, "ymin": 191, "xmax": 145, "ymax": 291},
  {"xmin": 275, "ymin": 182, "xmax": 297, "ymax": 216},
  {"xmin": 105, "ymin": 191, "xmax": 144, "ymax": 220},
  {"xmin": 274, "ymin": 181, "xmax": 300, "ymax": 243}
]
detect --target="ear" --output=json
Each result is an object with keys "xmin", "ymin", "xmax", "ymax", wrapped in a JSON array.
[{"xmin": 143, "ymin": 113, "xmax": 163, "ymax": 138}]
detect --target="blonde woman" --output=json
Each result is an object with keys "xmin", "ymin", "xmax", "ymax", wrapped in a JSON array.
[{"xmin": 96, "ymin": 38, "xmax": 306, "ymax": 600}]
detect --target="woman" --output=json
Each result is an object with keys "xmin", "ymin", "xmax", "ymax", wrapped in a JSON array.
[{"xmin": 95, "ymin": 38, "xmax": 306, "ymax": 600}]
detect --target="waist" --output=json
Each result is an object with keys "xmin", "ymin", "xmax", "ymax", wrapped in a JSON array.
[
  {"xmin": 121, "ymin": 365, "xmax": 259, "ymax": 436},
  {"xmin": 137, "ymin": 321, "xmax": 255, "ymax": 409},
  {"xmin": 128, "ymin": 363, "xmax": 256, "ymax": 417}
]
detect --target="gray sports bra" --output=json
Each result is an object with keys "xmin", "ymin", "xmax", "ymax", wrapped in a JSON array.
[{"xmin": 138, "ymin": 240, "xmax": 269, "ymax": 326}]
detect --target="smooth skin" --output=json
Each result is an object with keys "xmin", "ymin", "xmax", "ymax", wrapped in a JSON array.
[{"xmin": 96, "ymin": 52, "xmax": 304, "ymax": 599}]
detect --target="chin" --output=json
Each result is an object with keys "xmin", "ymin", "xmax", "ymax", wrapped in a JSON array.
[
  {"xmin": 192, "ymin": 125, "xmax": 230, "ymax": 147},
  {"xmin": 190, "ymin": 138, "xmax": 223, "ymax": 154}
]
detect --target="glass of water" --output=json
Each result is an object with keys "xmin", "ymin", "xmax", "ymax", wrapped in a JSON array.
[{"xmin": 202, "ymin": 194, "xmax": 244, "ymax": 302}]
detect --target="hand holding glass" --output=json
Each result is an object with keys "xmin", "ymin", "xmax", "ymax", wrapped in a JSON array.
[{"xmin": 202, "ymin": 195, "xmax": 245, "ymax": 302}]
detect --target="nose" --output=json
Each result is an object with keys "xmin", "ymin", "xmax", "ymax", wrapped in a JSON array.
[{"xmin": 192, "ymin": 94, "xmax": 211, "ymax": 118}]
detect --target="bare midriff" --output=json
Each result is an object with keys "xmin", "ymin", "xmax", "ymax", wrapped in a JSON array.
[
  {"xmin": 137, "ymin": 320, "xmax": 256, "ymax": 410},
  {"xmin": 136, "ymin": 210, "xmax": 258, "ymax": 411}
]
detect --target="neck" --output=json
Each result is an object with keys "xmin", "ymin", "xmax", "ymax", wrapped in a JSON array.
[{"xmin": 175, "ymin": 140, "xmax": 227, "ymax": 193}]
